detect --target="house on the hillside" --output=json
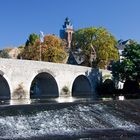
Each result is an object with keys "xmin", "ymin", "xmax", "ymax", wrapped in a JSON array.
[
  {"xmin": 116, "ymin": 39, "xmax": 132, "ymax": 61},
  {"xmin": 0, "ymin": 48, "xmax": 20, "ymax": 59},
  {"xmin": 8, "ymin": 48, "xmax": 20, "ymax": 59},
  {"xmin": 67, "ymin": 49, "xmax": 85, "ymax": 65},
  {"xmin": 116, "ymin": 39, "xmax": 133, "ymax": 89}
]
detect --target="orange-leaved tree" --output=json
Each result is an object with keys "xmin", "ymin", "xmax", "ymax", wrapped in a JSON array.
[{"xmin": 21, "ymin": 33, "xmax": 67, "ymax": 63}]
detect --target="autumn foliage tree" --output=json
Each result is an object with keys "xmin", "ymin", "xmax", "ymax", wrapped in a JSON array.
[
  {"xmin": 42, "ymin": 35, "xmax": 67, "ymax": 62},
  {"xmin": 72, "ymin": 27, "xmax": 119, "ymax": 68},
  {"xmin": 21, "ymin": 33, "xmax": 67, "ymax": 63}
]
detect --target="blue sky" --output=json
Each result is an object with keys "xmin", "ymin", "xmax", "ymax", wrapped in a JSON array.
[{"xmin": 0, "ymin": 0, "xmax": 140, "ymax": 49}]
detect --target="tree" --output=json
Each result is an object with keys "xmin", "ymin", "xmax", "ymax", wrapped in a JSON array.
[
  {"xmin": 25, "ymin": 33, "xmax": 40, "ymax": 46},
  {"xmin": 21, "ymin": 33, "xmax": 40, "ymax": 60},
  {"xmin": 42, "ymin": 35, "xmax": 67, "ymax": 63},
  {"xmin": 112, "ymin": 41, "xmax": 140, "ymax": 82},
  {"xmin": 72, "ymin": 27, "xmax": 119, "ymax": 68},
  {"xmin": 21, "ymin": 33, "xmax": 67, "ymax": 63},
  {"xmin": 0, "ymin": 49, "xmax": 10, "ymax": 58}
]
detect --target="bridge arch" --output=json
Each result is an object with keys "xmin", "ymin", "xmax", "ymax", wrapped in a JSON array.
[
  {"xmin": 72, "ymin": 75, "xmax": 92, "ymax": 97},
  {"xmin": 30, "ymin": 72, "xmax": 59, "ymax": 98},
  {"xmin": 0, "ymin": 70, "xmax": 11, "ymax": 99}
]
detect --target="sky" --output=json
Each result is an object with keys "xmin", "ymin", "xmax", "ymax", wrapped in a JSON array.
[{"xmin": 0, "ymin": 0, "xmax": 140, "ymax": 49}]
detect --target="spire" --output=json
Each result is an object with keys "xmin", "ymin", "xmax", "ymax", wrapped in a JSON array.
[{"xmin": 63, "ymin": 17, "xmax": 73, "ymax": 30}]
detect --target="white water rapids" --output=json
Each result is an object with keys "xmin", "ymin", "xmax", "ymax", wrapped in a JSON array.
[{"xmin": 0, "ymin": 102, "xmax": 139, "ymax": 140}]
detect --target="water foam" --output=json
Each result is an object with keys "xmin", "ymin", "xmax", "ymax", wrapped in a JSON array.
[{"xmin": 0, "ymin": 103, "xmax": 139, "ymax": 139}]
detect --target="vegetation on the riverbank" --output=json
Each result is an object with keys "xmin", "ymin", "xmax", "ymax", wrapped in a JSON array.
[
  {"xmin": 98, "ymin": 41, "xmax": 140, "ymax": 98},
  {"xmin": 112, "ymin": 41, "xmax": 140, "ymax": 82}
]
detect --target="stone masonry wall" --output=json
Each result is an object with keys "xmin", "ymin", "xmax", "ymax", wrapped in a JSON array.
[{"xmin": 0, "ymin": 58, "xmax": 111, "ymax": 99}]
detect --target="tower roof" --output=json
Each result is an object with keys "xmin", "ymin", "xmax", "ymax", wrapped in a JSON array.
[{"xmin": 63, "ymin": 17, "xmax": 73, "ymax": 29}]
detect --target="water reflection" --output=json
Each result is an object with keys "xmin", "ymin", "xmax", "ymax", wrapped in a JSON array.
[
  {"xmin": 10, "ymin": 99, "xmax": 31, "ymax": 105},
  {"xmin": 0, "ymin": 96, "xmax": 96, "ymax": 105},
  {"xmin": 0, "ymin": 95, "xmax": 138, "ymax": 106},
  {"xmin": 56, "ymin": 97, "xmax": 76, "ymax": 103}
]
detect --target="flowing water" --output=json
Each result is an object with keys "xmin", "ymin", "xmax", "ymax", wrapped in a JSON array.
[{"xmin": 0, "ymin": 99, "xmax": 140, "ymax": 139}]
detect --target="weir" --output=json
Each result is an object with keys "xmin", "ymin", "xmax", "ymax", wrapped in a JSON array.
[{"xmin": 0, "ymin": 100, "xmax": 140, "ymax": 139}]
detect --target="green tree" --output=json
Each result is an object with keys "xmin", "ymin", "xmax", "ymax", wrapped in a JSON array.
[
  {"xmin": 0, "ymin": 49, "xmax": 10, "ymax": 58},
  {"xmin": 25, "ymin": 33, "xmax": 40, "ymax": 46},
  {"xmin": 21, "ymin": 33, "xmax": 41, "ymax": 60},
  {"xmin": 72, "ymin": 27, "xmax": 119, "ymax": 68},
  {"xmin": 112, "ymin": 41, "xmax": 140, "ymax": 82}
]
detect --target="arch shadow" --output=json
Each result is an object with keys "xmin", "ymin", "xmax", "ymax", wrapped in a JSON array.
[
  {"xmin": 72, "ymin": 75, "xmax": 92, "ymax": 97},
  {"xmin": 0, "ymin": 72, "xmax": 11, "ymax": 99},
  {"xmin": 30, "ymin": 72, "xmax": 59, "ymax": 98}
]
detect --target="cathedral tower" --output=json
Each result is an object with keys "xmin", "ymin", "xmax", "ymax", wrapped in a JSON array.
[{"xmin": 60, "ymin": 17, "xmax": 74, "ymax": 50}]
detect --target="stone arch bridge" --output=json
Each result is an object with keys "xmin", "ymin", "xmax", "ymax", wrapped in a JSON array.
[{"xmin": 0, "ymin": 58, "xmax": 111, "ymax": 100}]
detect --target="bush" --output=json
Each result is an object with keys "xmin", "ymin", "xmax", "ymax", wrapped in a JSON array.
[
  {"xmin": 61, "ymin": 86, "xmax": 70, "ymax": 95},
  {"xmin": 13, "ymin": 83, "xmax": 26, "ymax": 99}
]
